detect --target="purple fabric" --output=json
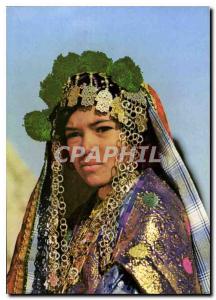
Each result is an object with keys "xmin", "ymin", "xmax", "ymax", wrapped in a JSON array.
[{"xmin": 67, "ymin": 168, "xmax": 201, "ymax": 294}]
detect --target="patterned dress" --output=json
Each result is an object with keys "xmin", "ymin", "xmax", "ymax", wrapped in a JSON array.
[{"xmin": 64, "ymin": 168, "xmax": 201, "ymax": 294}]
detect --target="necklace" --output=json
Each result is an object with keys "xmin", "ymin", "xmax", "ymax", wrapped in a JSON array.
[{"xmin": 45, "ymin": 170, "xmax": 139, "ymax": 293}]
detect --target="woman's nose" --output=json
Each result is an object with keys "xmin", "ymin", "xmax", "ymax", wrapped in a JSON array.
[{"xmin": 81, "ymin": 132, "xmax": 97, "ymax": 155}]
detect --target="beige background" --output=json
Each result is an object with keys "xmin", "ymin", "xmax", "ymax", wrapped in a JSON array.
[{"xmin": 7, "ymin": 141, "xmax": 36, "ymax": 270}]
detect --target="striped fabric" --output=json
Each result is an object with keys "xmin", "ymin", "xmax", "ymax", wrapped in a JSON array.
[
  {"xmin": 148, "ymin": 103, "xmax": 210, "ymax": 294},
  {"xmin": 25, "ymin": 213, "xmax": 40, "ymax": 293}
]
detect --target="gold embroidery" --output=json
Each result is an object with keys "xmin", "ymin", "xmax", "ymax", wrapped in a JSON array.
[
  {"xmin": 81, "ymin": 86, "xmax": 97, "ymax": 107},
  {"xmin": 67, "ymin": 86, "xmax": 80, "ymax": 106},
  {"xmin": 14, "ymin": 181, "xmax": 42, "ymax": 293},
  {"xmin": 154, "ymin": 262, "xmax": 184, "ymax": 294},
  {"xmin": 145, "ymin": 216, "xmax": 159, "ymax": 245},
  {"xmin": 110, "ymin": 97, "xmax": 125, "ymax": 123},
  {"xmin": 129, "ymin": 260, "xmax": 163, "ymax": 294},
  {"xmin": 135, "ymin": 114, "xmax": 148, "ymax": 132},
  {"xmin": 95, "ymin": 89, "xmax": 113, "ymax": 113},
  {"xmin": 128, "ymin": 243, "xmax": 150, "ymax": 259},
  {"xmin": 154, "ymin": 240, "xmax": 165, "ymax": 253}
]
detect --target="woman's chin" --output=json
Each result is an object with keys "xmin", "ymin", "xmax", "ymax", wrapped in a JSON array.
[{"xmin": 83, "ymin": 173, "xmax": 110, "ymax": 187}]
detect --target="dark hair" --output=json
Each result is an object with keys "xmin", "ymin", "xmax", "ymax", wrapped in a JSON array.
[{"xmin": 71, "ymin": 72, "xmax": 121, "ymax": 96}]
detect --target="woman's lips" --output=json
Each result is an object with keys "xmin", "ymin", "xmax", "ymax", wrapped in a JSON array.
[{"xmin": 81, "ymin": 163, "xmax": 102, "ymax": 172}]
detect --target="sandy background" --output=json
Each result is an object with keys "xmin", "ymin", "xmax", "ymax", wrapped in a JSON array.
[{"xmin": 7, "ymin": 141, "xmax": 36, "ymax": 270}]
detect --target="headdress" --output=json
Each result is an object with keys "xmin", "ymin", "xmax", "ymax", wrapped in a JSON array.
[{"xmin": 24, "ymin": 51, "xmax": 148, "ymax": 142}]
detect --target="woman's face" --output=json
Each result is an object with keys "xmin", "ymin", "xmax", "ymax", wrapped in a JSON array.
[{"xmin": 65, "ymin": 106, "xmax": 121, "ymax": 187}]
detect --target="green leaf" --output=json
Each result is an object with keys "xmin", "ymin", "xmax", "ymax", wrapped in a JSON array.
[
  {"xmin": 52, "ymin": 52, "xmax": 81, "ymax": 83},
  {"xmin": 109, "ymin": 56, "xmax": 143, "ymax": 92},
  {"xmin": 24, "ymin": 110, "xmax": 52, "ymax": 141},
  {"xmin": 39, "ymin": 73, "xmax": 63, "ymax": 108},
  {"xmin": 79, "ymin": 51, "xmax": 113, "ymax": 73}
]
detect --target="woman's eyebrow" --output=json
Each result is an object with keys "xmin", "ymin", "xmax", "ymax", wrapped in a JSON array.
[
  {"xmin": 90, "ymin": 120, "xmax": 113, "ymax": 126},
  {"xmin": 65, "ymin": 127, "xmax": 78, "ymax": 132},
  {"xmin": 65, "ymin": 120, "xmax": 113, "ymax": 131}
]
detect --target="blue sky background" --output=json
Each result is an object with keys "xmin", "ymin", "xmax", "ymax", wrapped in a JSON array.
[{"xmin": 6, "ymin": 6, "xmax": 210, "ymax": 214}]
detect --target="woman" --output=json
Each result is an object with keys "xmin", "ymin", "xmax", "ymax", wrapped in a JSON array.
[{"xmin": 7, "ymin": 51, "xmax": 210, "ymax": 294}]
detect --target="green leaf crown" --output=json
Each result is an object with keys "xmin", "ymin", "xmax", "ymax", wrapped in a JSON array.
[{"xmin": 24, "ymin": 50, "xmax": 144, "ymax": 141}]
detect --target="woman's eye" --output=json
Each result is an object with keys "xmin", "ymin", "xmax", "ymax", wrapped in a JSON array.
[
  {"xmin": 66, "ymin": 132, "xmax": 81, "ymax": 139},
  {"xmin": 96, "ymin": 126, "xmax": 113, "ymax": 133}
]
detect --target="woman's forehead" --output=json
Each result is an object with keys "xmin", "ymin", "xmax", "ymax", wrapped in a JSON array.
[{"xmin": 66, "ymin": 106, "xmax": 113, "ymax": 127}]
